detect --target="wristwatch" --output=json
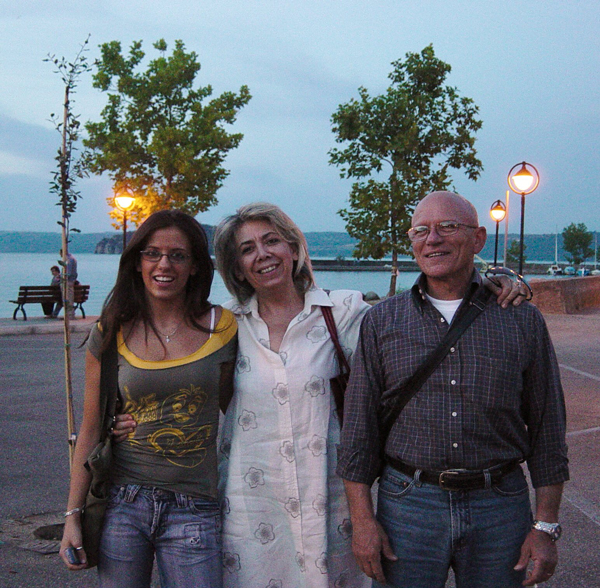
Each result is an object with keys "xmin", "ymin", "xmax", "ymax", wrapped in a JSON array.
[{"xmin": 532, "ymin": 520, "xmax": 562, "ymax": 541}]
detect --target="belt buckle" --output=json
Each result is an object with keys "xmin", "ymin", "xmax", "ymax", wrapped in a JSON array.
[{"xmin": 438, "ymin": 470, "xmax": 463, "ymax": 491}]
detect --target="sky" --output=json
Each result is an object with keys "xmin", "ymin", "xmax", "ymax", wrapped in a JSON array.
[{"xmin": 1, "ymin": 0, "xmax": 599, "ymax": 239}]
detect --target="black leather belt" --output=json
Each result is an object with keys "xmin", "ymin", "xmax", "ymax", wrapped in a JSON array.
[{"xmin": 385, "ymin": 456, "xmax": 520, "ymax": 491}]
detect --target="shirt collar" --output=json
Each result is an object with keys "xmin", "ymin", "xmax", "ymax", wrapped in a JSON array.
[
  {"xmin": 410, "ymin": 270, "xmax": 483, "ymax": 313},
  {"xmin": 226, "ymin": 286, "xmax": 330, "ymax": 319}
]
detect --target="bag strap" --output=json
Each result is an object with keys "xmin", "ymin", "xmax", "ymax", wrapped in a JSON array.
[
  {"xmin": 379, "ymin": 286, "xmax": 492, "ymax": 444},
  {"xmin": 322, "ymin": 306, "xmax": 351, "ymax": 375},
  {"xmin": 321, "ymin": 305, "xmax": 351, "ymax": 415},
  {"xmin": 98, "ymin": 335, "xmax": 119, "ymax": 442}
]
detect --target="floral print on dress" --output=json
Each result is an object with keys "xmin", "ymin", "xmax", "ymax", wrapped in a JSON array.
[
  {"xmin": 338, "ymin": 518, "xmax": 353, "ymax": 540},
  {"xmin": 244, "ymin": 467, "xmax": 265, "ymax": 488},
  {"xmin": 285, "ymin": 497, "xmax": 301, "ymax": 518},
  {"xmin": 272, "ymin": 383, "xmax": 290, "ymax": 405},
  {"xmin": 312, "ymin": 493, "xmax": 327, "ymax": 516},
  {"xmin": 306, "ymin": 325, "xmax": 327, "ymax": 343},
  {"xmin": 305, "ymin": 375, "xmax": 325, "ymax": 397},
  {"xmin": 255, "ymin": 522, "xmax": 275, "ymax": 544},
  {"xmin": 236, "ymin": 355, "xmax": 251, "ymax": 373},
  {"xmin": 315, "ymin": 552, "xmax": 328, "ymax": 574},
  {"xmin": 307, "ymin": 434, "xmax": 327, "ymax": 456},
  {"xmin": 280, "ymin": 440, "xmax": 295, "ymax": 462},
  {"xmin": 223, "ymin": 551, "xmax": 241, "ymax": 573},
  {"xmin": 238, "ymin": 409, "xmax": 257, "ymax": 431},
  {"xmin": 220, "ymin": 289, "xmax": 371, "ymax": 588}
]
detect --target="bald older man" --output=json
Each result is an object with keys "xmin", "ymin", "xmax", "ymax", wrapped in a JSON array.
[{"xmin": 337, "ymin": 192, "xmax": 568, "ymax": 588}]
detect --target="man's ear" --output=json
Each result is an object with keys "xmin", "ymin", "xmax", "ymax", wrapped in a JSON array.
[{"xmin": 473, "ymin": 226, "xmax": 487, "ymax": 255}]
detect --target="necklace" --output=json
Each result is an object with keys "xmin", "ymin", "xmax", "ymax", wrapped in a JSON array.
[{"xmin": 155, "ymin": 321, "xmax": 182, "ymax": 343}]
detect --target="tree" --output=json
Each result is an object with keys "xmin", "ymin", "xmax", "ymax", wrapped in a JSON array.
[
  {"xmin": 45, "ymin": 37, "xmax": 91, "ymax": 467},
  {"xmin": 329, "ymin": 45, "xmax": 483, "ymax": 296},
  {"xmin": 562, "ymin": 223, "xmax": 593, "ymax": 265},
  {"xmin": 506, "ymin": 239, "xmax": 526, "ymax": 267},
  {"xmin": 84, "ymin": 39, "xmax": 251, "ymax": 226}
]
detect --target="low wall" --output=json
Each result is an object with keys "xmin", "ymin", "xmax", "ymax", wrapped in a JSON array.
[{"xmin": 530, "ymin": 275, "xmax": 600, "ymax": 314}]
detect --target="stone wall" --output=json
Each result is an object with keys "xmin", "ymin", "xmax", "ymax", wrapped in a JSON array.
[{"xmin": 530, "ymin": 275, "xmax": 600, "ymax": 314}]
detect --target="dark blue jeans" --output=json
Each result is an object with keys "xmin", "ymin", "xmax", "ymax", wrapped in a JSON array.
[
  {"xmin": 375, "ymin": 465, "xmax": 531, "ymax": 588},
  {"xmin": 98, "ymin": 485, "xmax": 222, "ymax": 588}
]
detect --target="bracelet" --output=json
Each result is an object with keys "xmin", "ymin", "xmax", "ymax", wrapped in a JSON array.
[{"xmin": 64, "ymin": 507, "xmax": 83, "ymax": 517}]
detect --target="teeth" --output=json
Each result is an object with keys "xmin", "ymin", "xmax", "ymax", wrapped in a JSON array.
[
  {"xmin": 427, "ymin": 252, "xmax": 446, "ymax": 258},
  {"xmin": 155, "ymin": 276, "xmax": 174, "ymax": 282},
  {"xmin": 258, "ymin": 266, "xmax": 277, "ymax": 274}
]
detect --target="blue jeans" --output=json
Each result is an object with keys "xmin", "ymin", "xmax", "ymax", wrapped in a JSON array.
[
  {"xmin": 98, "ymin": 485, "xmax": 222, "ymax": 588},
  {"xmin": 375, "ymin": 465, "xmax": 531, "ymax": 588}
]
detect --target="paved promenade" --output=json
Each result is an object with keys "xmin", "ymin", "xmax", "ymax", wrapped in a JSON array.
[{"xmin": 0, "ymin": 310, "xmax": 599, "ymax": 587}]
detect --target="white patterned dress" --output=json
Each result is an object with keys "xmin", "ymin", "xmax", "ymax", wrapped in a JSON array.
[{"xmin": 218, "ymin": 288, "xmax": 371, "ymax": 588}]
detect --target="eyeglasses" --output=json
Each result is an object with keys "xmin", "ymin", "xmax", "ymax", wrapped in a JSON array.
[
  {"xmin": 140, "ymin": 250, "xmax": 192, "ymax": 264},
  {"xmin": 407, "ymin": 221, "xmax": 478, "ymax": 242}
]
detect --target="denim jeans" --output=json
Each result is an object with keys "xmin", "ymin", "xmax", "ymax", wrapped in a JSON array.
[
  {"xmin": 98, "ymin": 485, "xmax": 222, "ymax": 588},
  {"xmin": 375, "ymin": 465, "xmax": 532, "ymax": 588}
]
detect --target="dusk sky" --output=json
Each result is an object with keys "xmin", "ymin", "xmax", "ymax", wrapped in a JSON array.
[{"xmin": 1, "ymin": 1, "xmax": 598, "ymax": 238}]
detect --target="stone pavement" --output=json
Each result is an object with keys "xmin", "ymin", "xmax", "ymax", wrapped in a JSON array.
[{"xmin": 0, "ymin": 309, "xmax": 599, "ymax": 587}]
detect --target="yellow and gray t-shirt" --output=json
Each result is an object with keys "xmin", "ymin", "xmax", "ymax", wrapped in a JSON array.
[{"xmin": 87, "ymin": 310, "xmax": 237, "ymax": 500}]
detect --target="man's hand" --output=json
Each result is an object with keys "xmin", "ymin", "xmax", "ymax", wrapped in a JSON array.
[
  {"xmin": 112, "ymin": 413, "xmax": 136, "ymax": 443},
  {"xmin": 514, "ymin": 529, "xmax": 558, "ymax": 585},
  {"xmin": 351, "ymin": 516, "xmax": 397, "ymax": 584}
]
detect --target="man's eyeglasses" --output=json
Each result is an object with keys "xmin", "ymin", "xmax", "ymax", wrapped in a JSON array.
[
  {"xmin": 140, "ymin": 250, "xmax": 192, "ymax": 264},
  {"xmin": 407, "ymin": 221, "xmax": 478, "ymax": 242}
]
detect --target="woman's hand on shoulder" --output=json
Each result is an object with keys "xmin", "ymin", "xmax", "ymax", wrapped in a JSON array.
[
  {"xmin": 484, "ymin": 274, "xmax": 529, "ymax": 308},
  {"xmin": 112, "ymin": 413, "xmax": 137, "ymax": 442}
]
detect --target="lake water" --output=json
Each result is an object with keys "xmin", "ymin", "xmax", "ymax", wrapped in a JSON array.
[
  {"xmin": 1, "ymin": 253, "xmax": 426, "ymax": 319},
  {"xmin": 1, "ymin": 253, "xmax": 558, "ymax": 319}
]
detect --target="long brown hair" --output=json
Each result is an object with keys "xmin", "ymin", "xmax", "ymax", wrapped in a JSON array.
[{"xmin": 98, "ymin": 210, "xmax": 214, "ymax": 351}]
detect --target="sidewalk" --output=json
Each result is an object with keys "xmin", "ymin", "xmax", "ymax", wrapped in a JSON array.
[{"xmin": 1, "ymin": 308, "xmax": 599, "ymax": 587}]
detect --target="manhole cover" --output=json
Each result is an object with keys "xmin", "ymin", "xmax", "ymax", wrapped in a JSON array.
[{"xmin": 34, "ymin": 523, "xmax": 64, "ymax": 541}]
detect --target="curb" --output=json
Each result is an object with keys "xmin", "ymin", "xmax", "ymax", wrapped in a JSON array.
[{"xmin": 0, "ymin": 317, "xmax": 98, "ymax": 337}]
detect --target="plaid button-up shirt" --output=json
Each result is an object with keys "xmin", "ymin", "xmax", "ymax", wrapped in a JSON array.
[{"xmin": 337, "ymin": 273, "xmax": 569, "ymax": 489}]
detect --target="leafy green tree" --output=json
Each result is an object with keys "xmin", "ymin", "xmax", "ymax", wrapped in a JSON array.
[
  {"xmin": 329, "ymin": 45, "xmax": 483, "ymax": 296},
  {"xmin": 506, "ymin": 239, "xmax": 526, "ymax": 267},
  {"xmin": 84, "ymin": 39, "xmax": 251, "ymax": 226},
  {"xmin": 562, "ymin": 223, "xmax": 593, "ymax": 265}
]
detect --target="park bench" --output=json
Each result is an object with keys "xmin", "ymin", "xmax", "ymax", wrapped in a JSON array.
[{"xmin": 9, "ymin": 284, "xmax": 90, "ymax": 321}]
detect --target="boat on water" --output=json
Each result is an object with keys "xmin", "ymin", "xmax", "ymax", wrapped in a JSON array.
[
  {"xmin": 592, "ymin": 232, "xmax": 600, "ymax": 275},
  {"xmin": 576, "ymin": 266, "xmax": 591, "ymax": 277},
  {"xmin": 547, "ymin": 230, "xmax": 563, "ymax": 275},
  {"xmin": 564, "ymin": 266, "xmax": 576, "ymax": 276}
]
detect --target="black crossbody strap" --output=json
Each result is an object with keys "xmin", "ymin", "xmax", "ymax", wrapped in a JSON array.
[
  {"xmin": 379, "ymin": 287, "xmax": 492, "ymax": 443},
  {"xmin": 99, "ymin": 335, "xmax": 119, "ymax": 442}
]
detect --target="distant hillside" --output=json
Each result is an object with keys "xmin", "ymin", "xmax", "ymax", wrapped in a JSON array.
[{"xmin": 0, "ymin": 230, "xmax": 583, "ymax": 263}]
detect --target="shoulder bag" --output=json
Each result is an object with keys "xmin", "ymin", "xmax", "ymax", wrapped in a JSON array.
[
  {"xmin": 321, "ymin": 305, "xmax": 351, "ymax": 426},
  {"xmin": 80, "ymin": 335, "xmax": 119, "ymax": 568}
]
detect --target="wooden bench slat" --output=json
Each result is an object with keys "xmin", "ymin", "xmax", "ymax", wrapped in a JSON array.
[{"xmin": 9, "ymin": 285, "xmax": 90, "ymax": 321}]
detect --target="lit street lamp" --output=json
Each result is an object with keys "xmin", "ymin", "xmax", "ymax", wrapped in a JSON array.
[
  {"xmin": 489, "ymin": 200, "xmax": 507, "ymax": 267},
  {"xmin": 507, "ymin": 162, "xmax": 539, "ymax": 275},
  {"xmin": 114, "ymin": 189, "xmax": 136, "ymax": 253}
]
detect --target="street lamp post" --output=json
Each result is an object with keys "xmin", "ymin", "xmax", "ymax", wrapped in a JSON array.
[
  {"xmin": 489, "ymin": 200, "xmax": 507, "ymax": 267},
  {"xmin": 114, "ymin": 190, "xmax": 136, "ymax": 253},
  {"xmin": 507, "ymin": 162, "xmax": 539, "ymax": 275}
]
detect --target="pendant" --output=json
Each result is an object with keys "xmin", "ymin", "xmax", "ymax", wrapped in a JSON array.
[{"xmin": 165, "ymin": 335, "xmax": 171, "ymax": 343}]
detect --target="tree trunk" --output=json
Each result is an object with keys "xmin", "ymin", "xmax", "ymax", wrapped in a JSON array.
[{"xmin": 61, "ymin": 84, "xmax": 77, "ymax": 470}]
